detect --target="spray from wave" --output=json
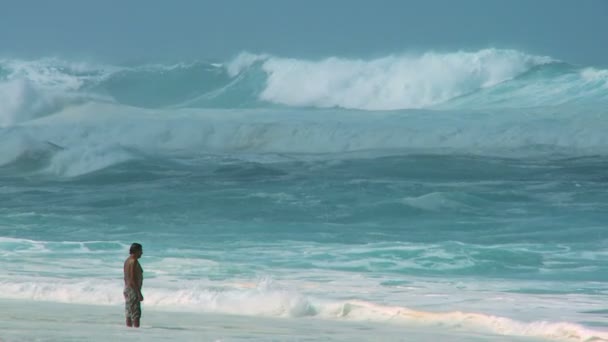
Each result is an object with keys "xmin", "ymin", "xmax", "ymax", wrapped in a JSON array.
[
  {"xmin": 228, "ymin": 49, "xmax": 553, "ymax": 109},
  {"xmin": 0, "ymin": 49, "xmax": 606, "ymax": 121}
]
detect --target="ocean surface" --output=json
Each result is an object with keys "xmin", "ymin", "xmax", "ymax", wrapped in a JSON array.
[{"xmin": 1, "ymin": 49, "xmax": 608, "ymax": 341}]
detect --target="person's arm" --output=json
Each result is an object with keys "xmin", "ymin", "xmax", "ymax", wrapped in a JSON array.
[
  {"xmin": 135, "ymin": 261, "xmax": 144, "ymax": 301},
  {"xmin": 126, "ymin": 259, "xmax": 138, "ymax": 288}
]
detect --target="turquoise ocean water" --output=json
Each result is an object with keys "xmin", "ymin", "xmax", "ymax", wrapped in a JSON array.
[{"xmin": 1, "ymin": 49, "xmax": 608, "ymax": 341}]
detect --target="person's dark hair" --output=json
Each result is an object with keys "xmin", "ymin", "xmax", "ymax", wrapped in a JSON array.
[{"xmin": 129, "ymin": 243, "xmax": 142, "ymax": 254}]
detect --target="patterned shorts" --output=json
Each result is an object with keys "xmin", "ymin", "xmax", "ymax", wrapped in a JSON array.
[{"xmin": 123, "ymin": 287, "xmax": 141, "ymax": 320}]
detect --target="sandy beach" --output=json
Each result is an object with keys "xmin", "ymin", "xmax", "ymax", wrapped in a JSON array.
[{"xmin": 0, "ymin": 299, "xmax": 547, "ymax": 342}]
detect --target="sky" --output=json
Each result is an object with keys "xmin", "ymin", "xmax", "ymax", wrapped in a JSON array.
[{"xmin": 0, "ymin": 0, "xmax": 607, "ymax": 66}]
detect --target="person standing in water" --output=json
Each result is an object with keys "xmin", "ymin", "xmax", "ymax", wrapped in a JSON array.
[{"xmin": 123, "ymin": 243, "xmax": 144, "ymax": 327}]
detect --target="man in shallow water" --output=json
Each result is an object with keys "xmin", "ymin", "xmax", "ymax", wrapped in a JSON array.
[{"xmin": 123, "ymin": 243, "xmax": 144, "ymax": 328}]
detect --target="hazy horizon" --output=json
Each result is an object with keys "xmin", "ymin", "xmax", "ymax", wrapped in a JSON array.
[{"xmin": 0, "ymin": 0, "xmax": 607, "ymax": 66}]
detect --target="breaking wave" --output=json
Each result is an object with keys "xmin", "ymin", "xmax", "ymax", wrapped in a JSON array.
[{"xmin": 1, "ymin": 49, "xmax": 607, "ymax": 176}]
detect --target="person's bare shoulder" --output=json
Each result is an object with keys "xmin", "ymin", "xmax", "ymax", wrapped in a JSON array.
[{"xmin": 124, "ymin": 257, "xmax": 136, "ymax": 270}]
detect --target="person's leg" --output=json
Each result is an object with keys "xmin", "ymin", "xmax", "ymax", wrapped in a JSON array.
[
  {"xmin": 132, "ymin": 300, "xmax": 141, "ymax": 328},
  {"xmin": 124, "ymin": 288, "xmax": 137, "ymax": 328}
]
